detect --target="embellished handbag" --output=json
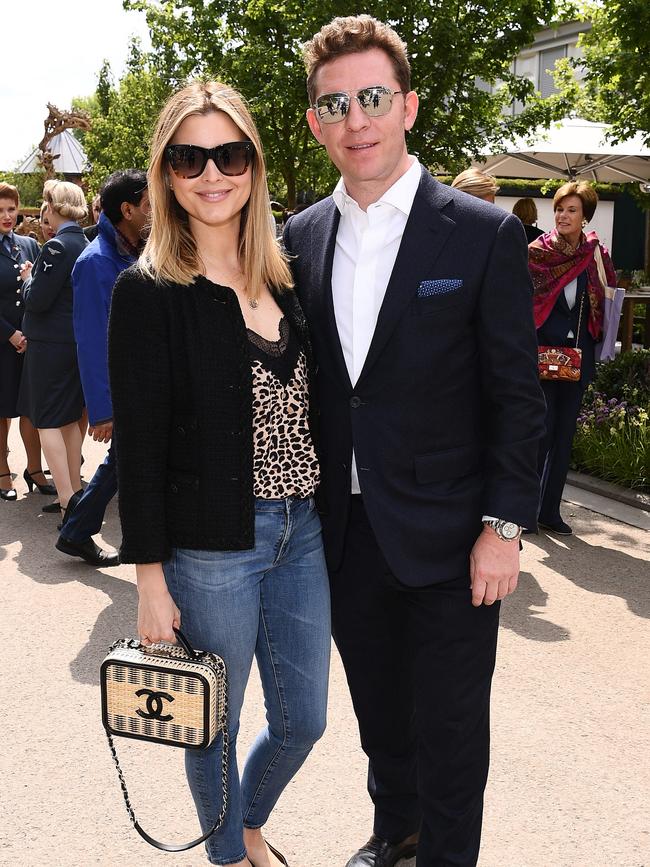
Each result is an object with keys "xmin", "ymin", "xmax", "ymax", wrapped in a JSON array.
[
  {"xmin": 100, "ymin": 628, "xmax": 229, "ymax": 852},
  {"xmin": 538, "ymin": 291, "xmax": 585, "ymax": 382}
]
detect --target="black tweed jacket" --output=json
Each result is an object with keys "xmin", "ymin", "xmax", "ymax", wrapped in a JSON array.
[{"xmin": 108, "ymin": 267, "xmax": 315, "ymax": 564}]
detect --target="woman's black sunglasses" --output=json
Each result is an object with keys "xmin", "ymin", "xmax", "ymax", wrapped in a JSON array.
[{"xmin": 165, "ymin": 141, "xmax": 255, "ymax": 178}]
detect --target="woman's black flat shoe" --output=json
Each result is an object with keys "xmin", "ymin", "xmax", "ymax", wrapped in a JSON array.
[
  {"xmin": 0, "ymin": 472, "xmax": 17, "ymax": 501},
  {"xmin": 266, "ymin": 840, "xmax": 289, "ymax": 866},
  {"xmin": 248, "ymin": 840, "xmax": 289, "ymax": 867},
  {"xmin": 58, "ymin": 489, "xmax": 84, "ymax": 531},
  {"xmin": 24, "ymin": 468, "xmax": 57, "ymax": 496},
  {"xmin": 42, "ymin": 500, "xmax": 62, "ymax": 514}
]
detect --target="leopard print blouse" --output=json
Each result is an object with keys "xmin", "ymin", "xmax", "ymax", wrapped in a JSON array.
[{"xmin": 248, "ymin": 316, "xmax": 319, "ymax": 499}]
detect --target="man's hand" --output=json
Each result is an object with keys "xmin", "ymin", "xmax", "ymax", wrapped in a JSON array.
[
  {"xmin": 88, "ymin": 420, "xmax": 113, "ymax": 443},
  {"xmin": 469, "ymin": 526, "xmax": 520, "ymax": 607}
]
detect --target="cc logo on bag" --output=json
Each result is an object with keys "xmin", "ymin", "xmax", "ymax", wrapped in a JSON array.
[{"xmin": 135, "ymin": 688, "xmax": 175, "ymax": 721}]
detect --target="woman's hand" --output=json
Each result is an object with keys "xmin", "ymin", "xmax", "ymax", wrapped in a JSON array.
[
  {"xmin": 9, "ymin": 330, "xmax": 26, "ymax": 353},
  {"xmin": 136, "ymin": 563, "xmax": 181, "ymax": 645},
  {"xmin": 20, "ymin": 261, "xmax": 32, "ymax": 281}
]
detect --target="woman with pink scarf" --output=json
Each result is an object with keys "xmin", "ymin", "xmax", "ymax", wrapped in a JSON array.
[{"xmin": 528, "ymin": 181, "xmax": 617, "ymax": 535}]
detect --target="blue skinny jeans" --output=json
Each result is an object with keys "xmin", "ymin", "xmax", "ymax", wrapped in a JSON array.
[{"xmin": 163, "ymin": 496, "xmax": 331, "ymax": 865}]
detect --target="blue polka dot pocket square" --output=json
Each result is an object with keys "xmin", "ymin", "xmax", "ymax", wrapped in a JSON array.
[{"xmin": 418, "ymin": 279, "xmax": 463, "ymax": 297}]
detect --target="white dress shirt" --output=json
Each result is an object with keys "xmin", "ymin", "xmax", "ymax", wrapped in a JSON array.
[
  {"xmin": 331, "ymin": 156, "xmax": 421, "ymax": 493},
  {"xmin": 330, "ymin": 157, "xmax": 512, "ymax": 530}
]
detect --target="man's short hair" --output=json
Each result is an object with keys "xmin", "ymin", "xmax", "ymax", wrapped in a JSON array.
[
  {"xmin": 100, "ymin": 169, "xmax": 148, "ymax": 227},
  {"xmin": 303, "ymin": 15, "xmax": 411, "ymax": 105}
]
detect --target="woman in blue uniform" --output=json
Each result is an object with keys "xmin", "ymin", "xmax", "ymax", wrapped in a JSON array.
[{"xmin": 0, "ymin": 182, "xmax": 54, "ymax": 501}]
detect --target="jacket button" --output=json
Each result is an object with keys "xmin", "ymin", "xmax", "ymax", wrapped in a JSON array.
[
  {"xmin": 170, "ymin": 483, "xmax": 178, "ymax": 493},
  {"xmin": 16, "ymin": 300, "xmax": 21, "ymax": 306},
  {"xmin": 349, "ymin": 396, "xmax": 362, "ymax": 408},
  {"xmin": 177, "ymin": 426, "xmax": 186, "ymax": 435}
]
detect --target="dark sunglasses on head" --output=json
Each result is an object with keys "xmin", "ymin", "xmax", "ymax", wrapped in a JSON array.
[
  {"xmin": 313, "ymin": 85, "xmax": 404, "ymax": 124},
  {"xmin": 165, "ymin": 141, "xmax": 255, "ymax": 178}
]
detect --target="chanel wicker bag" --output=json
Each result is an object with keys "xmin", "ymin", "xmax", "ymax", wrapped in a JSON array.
[
  {"xmin": 101, "ymin": 628, "xmax": 229, "ymax": 852},
  {"xmin": 538, "ymin": 291, "xmax": 585, "ymax": 382}
]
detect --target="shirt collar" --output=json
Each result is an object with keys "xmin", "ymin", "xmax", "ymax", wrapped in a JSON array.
[
  {"xmin": 56, "ymin": 220, "xmax": 78, "ymax": 234},
  {"xmin": 333, "ymin": 156, "xmax": 421, "ymax": 217}
]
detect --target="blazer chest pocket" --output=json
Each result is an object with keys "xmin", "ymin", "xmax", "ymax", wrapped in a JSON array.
[
  {"xmin": 415, "ymin": 283, "xmax": 465, "ymax": 314},
  {"xmin": 414, "ymin": 444, "xmax": 482, "ymax": 483}
]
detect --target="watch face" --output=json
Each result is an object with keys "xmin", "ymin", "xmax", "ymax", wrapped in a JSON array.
[{"xmin": 502, "ymin": 522, "xmax": 519, "ymax": 539}]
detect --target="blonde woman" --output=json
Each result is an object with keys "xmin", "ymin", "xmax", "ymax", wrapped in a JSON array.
[
  {"xmin": 108, "ymin": 81, "xmax": 330, "ymax": 867},
  {"xmin": 18, "ymin": 181, "xmax": 87, "ymax": 522},
  {"xmin": 451, "ymin": 167, "xmax": 500, "ymax": 203}
]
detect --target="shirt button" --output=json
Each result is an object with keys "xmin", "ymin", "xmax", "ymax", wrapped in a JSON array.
[{"xmin": 350, "ymin": 396, "xmax": 362, "ymax": 408}]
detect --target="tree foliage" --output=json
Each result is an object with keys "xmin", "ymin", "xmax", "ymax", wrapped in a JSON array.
[
  {"xmin": 81, "ymin": 42, "xmax": 172, "ymax": 195},
  {"xmin": 0, "ymin": 170, "xmax": 50, "ymax": 208},
  {"xmin": 124, "ymin": 0, "xmax": 568, "ymax": 204},
  {"xmin": 575, "ymin": 0, "xmax": 650, "ymax": 145}
]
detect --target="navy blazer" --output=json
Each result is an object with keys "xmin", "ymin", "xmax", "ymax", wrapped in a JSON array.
[
  {"xmin": 22, "ymin": 224, "xmax": 87, "ymax": 343},
  {"xmin": 0, "ymin": 233, "xmax": 39, "ymax": 342},
  {"xmin": 284, "ymin": 168, "xmax": 546, "ymax": 585}
]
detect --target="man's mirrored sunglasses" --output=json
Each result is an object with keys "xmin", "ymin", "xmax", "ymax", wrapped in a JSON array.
[
  {"xmin": 165, "ymin": 141, "xmax": 255, "ymax": 178},
  {"xmin": 313, "ymin": 86, "xmax": 404, "ymax": 124}
]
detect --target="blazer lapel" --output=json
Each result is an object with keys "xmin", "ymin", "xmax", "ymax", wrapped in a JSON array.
[
  {"xmin": 309, "ymin": 202, "xmax": 352, "ymax": 390},
  {"xmin": 357, "ymin": 172, "xmax": 456, "ymax": 385}
]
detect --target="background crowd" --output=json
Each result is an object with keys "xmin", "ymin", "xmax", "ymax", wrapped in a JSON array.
[{"xmin": 0, "ymin": 168, "xmax": 619, "ymax": 545}]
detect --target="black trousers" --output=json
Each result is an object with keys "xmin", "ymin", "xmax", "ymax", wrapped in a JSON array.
[
  {"xmin": 538, "ymin": 379, "xmax": 586, "ymax": 526},
  {"xmin": 330, "ymin": 497, "xmax": 501, "ymax": 867}
]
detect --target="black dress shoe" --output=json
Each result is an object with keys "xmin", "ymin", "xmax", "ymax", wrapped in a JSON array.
[
  {"xmin": 538, "ymin": 519, "xmax": 572, "ymax": 536},
  {"xmin": 55, "ymin": 536, "xmax": 120, "ymax": 567},
  {"xmin": 42, "ymin": 500, "xmax": 62, "ymax": 513},
  {"xmin": 345, "ymin": 834, "xmax": 418, "ymax": 867}
]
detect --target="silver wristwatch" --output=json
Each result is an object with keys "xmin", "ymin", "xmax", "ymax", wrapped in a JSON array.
[{"xmin": 482, "ymin": 518, "xmax": 522, "ymax": 542}]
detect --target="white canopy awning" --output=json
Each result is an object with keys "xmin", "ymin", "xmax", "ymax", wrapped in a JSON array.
[
  {"xmin": 473, "ymin": 117, "xmax": 650, "ymax": 184},
  {"xmin": 18, "ymin": 130, "xmax": 87, "ymax": 175}
]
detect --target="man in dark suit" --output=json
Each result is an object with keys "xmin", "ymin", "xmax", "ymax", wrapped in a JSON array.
[{"xmin": 283, "ymin": 15, "xmax": 546, "ymax": 867}]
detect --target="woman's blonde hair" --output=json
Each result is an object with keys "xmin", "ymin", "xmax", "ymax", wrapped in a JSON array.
[
  {"xmin": 451, "ymin": 168, "xmax": 500, "ymax": 201},
  {"xmin": 45, "ymin": 180, "xmax": 87, "ymax": 221},
  {"xmin": 141, "ymin": 80, "xmax": 292, "ymax": 296}
]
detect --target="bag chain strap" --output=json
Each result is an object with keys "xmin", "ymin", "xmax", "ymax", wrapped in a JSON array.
[
  {"xmin": 574, "ymin": 288, "xmax": 586, "ymax": 349},
  {"xmin": 105, "ymin": 646, "xmax": 230, "ymax": 853}
]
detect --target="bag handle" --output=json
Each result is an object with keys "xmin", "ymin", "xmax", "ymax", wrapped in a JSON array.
[
  {"xmin": 173, "ymin": 626, "xmax": 198, "ymax": 659},
  {"xmin": 105, "ymin": 645, "xmax": 230, "ymax": 852}
]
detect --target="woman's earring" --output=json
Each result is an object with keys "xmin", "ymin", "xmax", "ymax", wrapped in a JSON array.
[{"xmin": 582, "ymin": 218, "xmax": 588, "ymax": 228}]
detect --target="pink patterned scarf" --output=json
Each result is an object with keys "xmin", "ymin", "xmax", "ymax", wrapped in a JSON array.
[{"xmin": 528, "ymin": 229, "xmax": 616, "ymax": 339}]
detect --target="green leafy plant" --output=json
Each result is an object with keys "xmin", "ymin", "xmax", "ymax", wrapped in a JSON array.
[
  {"xmin": 573, "ymin": 389, "xmax": 649, "ymax": 491},
  {"xmin": 593, "ymin": 350, "xmax": 650, "ymax": 406}
]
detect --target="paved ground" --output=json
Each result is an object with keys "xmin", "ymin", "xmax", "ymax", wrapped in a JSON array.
[{"xmin": 1, "ymin": 429, "xmax": 648, "ymax": 867}]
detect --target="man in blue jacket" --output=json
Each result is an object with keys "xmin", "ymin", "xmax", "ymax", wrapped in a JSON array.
[{"xmin": 56, "ymin": 170, "xmax": 149, "ymax": 566}]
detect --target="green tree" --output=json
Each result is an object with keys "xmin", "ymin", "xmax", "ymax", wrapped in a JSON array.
[
  {"xmin": 575, "ymin": 0, "xmax": 650, "ymax": 145},
  {"xmin": 125, "ymin": 0, "xmax": 569, "ymax": 205},
  {"xmin": 81, "ymin": 42, "xmax": 172, "ymax": 194},
  {"xmin": 0, "ymin": 170, "xmax": 50, "ymax": 208}
]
